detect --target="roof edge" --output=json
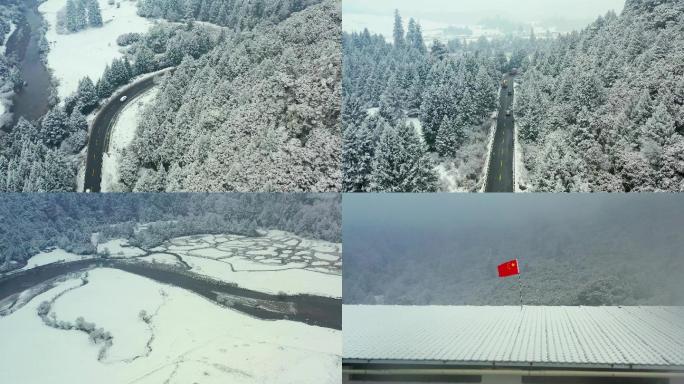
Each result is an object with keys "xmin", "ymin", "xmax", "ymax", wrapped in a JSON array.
[{"xmin": 342, "ymin": 359, "xmax": 684, "ymax": 372}]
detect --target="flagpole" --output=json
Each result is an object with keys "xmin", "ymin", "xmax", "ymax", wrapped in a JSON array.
[{"xmin": 518, "ymin": 273, "xmax": 523, "ymax": 310}]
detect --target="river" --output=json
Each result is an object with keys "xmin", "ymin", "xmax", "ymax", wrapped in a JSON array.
[
  {"xmin": 5, "ymin": 0, "xmax": 51, "ymax": 126},
  {"xmin": 0, "ymin": 258, "xmax": 342, "ymax": 330}
]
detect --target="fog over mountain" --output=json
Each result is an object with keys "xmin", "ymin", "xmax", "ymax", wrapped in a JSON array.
[
  {"xmin": 343, "ymin": 0, "xmax": 626, "ymax": 37},
  {"xmin": 343, "ymin": 194, "xmax": 684, "ymax": 306}
]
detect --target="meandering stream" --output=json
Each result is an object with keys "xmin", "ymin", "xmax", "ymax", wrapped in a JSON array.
[
  {"xmin": 0, "ymin": 258, "xmax": 342, "ymax": 330},
  {"xmin": 5, "ymin": 0, "xmax": 51, "ymax": 125}
]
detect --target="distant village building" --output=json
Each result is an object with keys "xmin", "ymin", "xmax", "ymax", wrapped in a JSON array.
[{"xmin": 343, "ymin": 305, "xmax": 684, "ymax": 384}]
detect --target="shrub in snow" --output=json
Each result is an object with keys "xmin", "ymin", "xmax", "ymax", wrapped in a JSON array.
[{"xmin": 116, "ymin": 32, "xmax": 141, "ymax": 47}]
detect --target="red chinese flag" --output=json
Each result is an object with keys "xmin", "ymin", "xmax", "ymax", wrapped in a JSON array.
[{"xmin": 497, "ymin": 259, "xmax": 520, "ymax": 278}]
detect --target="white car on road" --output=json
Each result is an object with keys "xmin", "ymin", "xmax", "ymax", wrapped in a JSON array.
[{"xmin": 119, "ymin": 96, "xmax": 128, "ymax": 102}]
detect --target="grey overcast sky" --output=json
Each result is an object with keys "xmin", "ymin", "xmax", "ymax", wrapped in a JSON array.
[{"xmin": 343, "ymin": 0, "xmax": 626, "ymax": 36}]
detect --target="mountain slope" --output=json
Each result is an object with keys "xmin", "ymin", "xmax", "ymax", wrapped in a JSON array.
[
  {"xmin": 514, "ymin": 0, "xmax": 684, "ymax": 191},
  {"xmin": 122, "ymin": 0, "xmax": 341, "ymax": 192}
]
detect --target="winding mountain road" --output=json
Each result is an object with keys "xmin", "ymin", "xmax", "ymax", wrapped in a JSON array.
[
  {"xmin": 84, "ymin": 69, "xmax": 171, "ymax": 192},
  {"xmin": 485, "ymin": 73, "xmax": 516, "ymax": 192}
]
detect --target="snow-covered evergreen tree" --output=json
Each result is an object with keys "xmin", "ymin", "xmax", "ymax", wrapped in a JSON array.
[
  {"xmin": 392, "ymin": 9, "xmax": 404, "ymax": 49},
  {"xmin": 76, "ymin": 76, "xmax": 98, "ymax": 112},
  {"xmin": 378, "ymin": 75, "xmax": 406, "ymax": 126},
  {"xmin": 65, "ymin": 0, "xmax": 80, "ymax": 32},
  {"xmin": 40, "ymin": 109, "xmax": 69, "ymax": 147},
  {"xmin": 430, "ymin": 39, "xmax": 447, "ymax": 60},
  {"xmin": 343, "ymin": 116, "xmax": 385, "ymax": 192},
  {"xmin": 397, "ymin": 121, "xmax": 438, "ymax": 192},
  {"xmin": 435, "ymin": 116, "xmax": 466, "ymax": 158},
  {"xmin": 86, "ymin": 0, "xmax": 102, "ymax": 27}
]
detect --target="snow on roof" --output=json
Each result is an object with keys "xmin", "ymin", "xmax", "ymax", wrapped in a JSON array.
[{"xmin": 343, "ymin": 305, "xmax": 684, "ymax": 370}]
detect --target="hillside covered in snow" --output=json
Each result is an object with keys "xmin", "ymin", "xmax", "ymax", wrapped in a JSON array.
[
  {"xmin": 122, "ymin": 0, "xmax": 341, "ymax": 192},
  {"xmin": 0, "ymin": 193, "xmax": 341, "ymax": 383},
  {"xmin": 514, "ymin": 0, "xmax": 684, "ymax": 191},
  {"xmin": 0, "ymin": 0, "xmax": 341, "ymax": 192},
  {"xmin": 342, "ymin": 10, "xmax": 513, "ymax": 192}
]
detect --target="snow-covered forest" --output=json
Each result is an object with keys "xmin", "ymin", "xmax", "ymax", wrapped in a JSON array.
[
  {"xmin": 0, "ymin": 18, "xmax": 216, "ymax": 192},
  {"xmin": 514, "ymin": 0, "xmax": 684, "ymax": 191},
  {"xmin": 0, "ymin": 193, "xmax": 341, "ymax": 274},
  {"xmin": 58, "ymin": 0, "xmax": 103, "ymax": 33},
  {"xmin": 137, "ymin": 0, "xmax": 320, "ymax": 30},
  {"xmin": 122, "ymin": 0, "xmax": 341, "ymax": 191},
  {"xmin": 342, "ymin": 10, "xmax": 502, "ymax": 192},
  {"xmin": 0, "ymin": 0, "xmax": 340, "ymax": 192}
]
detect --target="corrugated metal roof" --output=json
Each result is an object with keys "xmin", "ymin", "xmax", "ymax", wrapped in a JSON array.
[{"xmin": 343, "ymin": 305, "xmax": 684, "ymax": 370}]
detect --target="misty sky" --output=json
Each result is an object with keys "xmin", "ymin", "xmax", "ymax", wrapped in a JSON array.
[
  {"xmin": 343, "ymin": 194, "xmax": 684, "ymax": 305},
  {"xmin": 343, "ymin": 193, "xmax": 683, "ymax": 232},
  {"xmin": 343, "ymin": 0, "xmax": 626, "ymax": 36}
]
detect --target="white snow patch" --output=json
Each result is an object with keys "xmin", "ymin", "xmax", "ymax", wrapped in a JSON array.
[
  {"xmin": 3, "ymin": 22, "xmax": 16, "ymax": 55},
  {"xmin": 512, "ymin": 80, "xmax": 530, "ymax": 192},
  {"xmin": 479, "ymin": 119, "xmax": 498, "ymax": 192},
  {"xmin": 52, "ymin": 270, "xmax": 162, "ymax": 361},
  {"xmin": 246, "ymin": 247, "xmax": 278, "ymax": 256},
  {"xmin": 20, "ymin": 249, "xmax": 91, "ymax": 271},
  {"xmin": 187, "ymin": 247, "xmax": 233, "ymax": 259},
  {"xmin": 434, "ymin": 160, "xmax": 467, "ymax": 192},
  {"xmin": 315, "ymin": 252, "xmax": 338, "ymax": 262},
  {"xmin": 76, "ymin": 149, "xmax": 87, "ymax": 192},
  {"xmin": 226, "ymin": 256, "xmax": 307, "ymax": 271},
  {"xmin": 0, "ymin": 268, "xmax": 341, "ymax": 383},
  {"xmin": 38, "ymin": 0, "xmax": 153, "ymax": 100},
  {"xmin": 96, "ymin": 238, "xmax": 145, "ymax": 257},
  {"xmin": 139, "ymin": 253, "xmax": 182, "ymax": 266},
  {"xmin": 101, "ymin": 87, "xmax": 158, "ymax": 192},
  {"xmin": 182, "ymin": 255, "xmax": 341, "ymax": 298}
]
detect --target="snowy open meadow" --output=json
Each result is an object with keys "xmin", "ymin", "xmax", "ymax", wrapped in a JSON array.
[
  {"xmin": 0, "ymin": 268, "xmax": 341, "ymax": 383},
  {"xmin": 0, "ymin": 228, "xmax": 342, "ymax": 383},
  {"xmin": 39, "ymin": 0, "xmax": 152, "ymax": 100}
]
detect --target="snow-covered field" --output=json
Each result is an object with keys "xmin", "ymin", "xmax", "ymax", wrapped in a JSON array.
[
  {"xmin": 19, "ymin": 248, "xmax": 92, "ymax": 271},
  {"xmin": 5, "ymin": 229, "xmax": 340, "ymax": 300},
  {"xmin": 38, "ymin": 0, "xmax": 153, "ymax": 100},
  {"xmin": 97, "ymin": 238, "xmax": 146, "ymax": 257},
  {"xmin": 111, "ymin": 230, "xmax": 342, "ymax": 298},
  {"xmin": 101, "ymin": 87, "xmax": 158, "ymax": 192},
  {"xmin": 0, "ymin": 268, "xmax": 341, "ymax": 383}
]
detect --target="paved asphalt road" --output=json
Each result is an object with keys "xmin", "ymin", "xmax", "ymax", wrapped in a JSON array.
[
  {"xmin": 485, "ymin": 73, "xmax": 515, "ymax": 192},
  {"xmin": 84, "ymin": 71, "xmax": 169, "ymax": 192}
]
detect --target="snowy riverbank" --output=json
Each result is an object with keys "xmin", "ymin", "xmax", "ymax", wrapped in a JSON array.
[{"xmin": 0, "ymin": 268, "xmax": 341, "ymax": 383}]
